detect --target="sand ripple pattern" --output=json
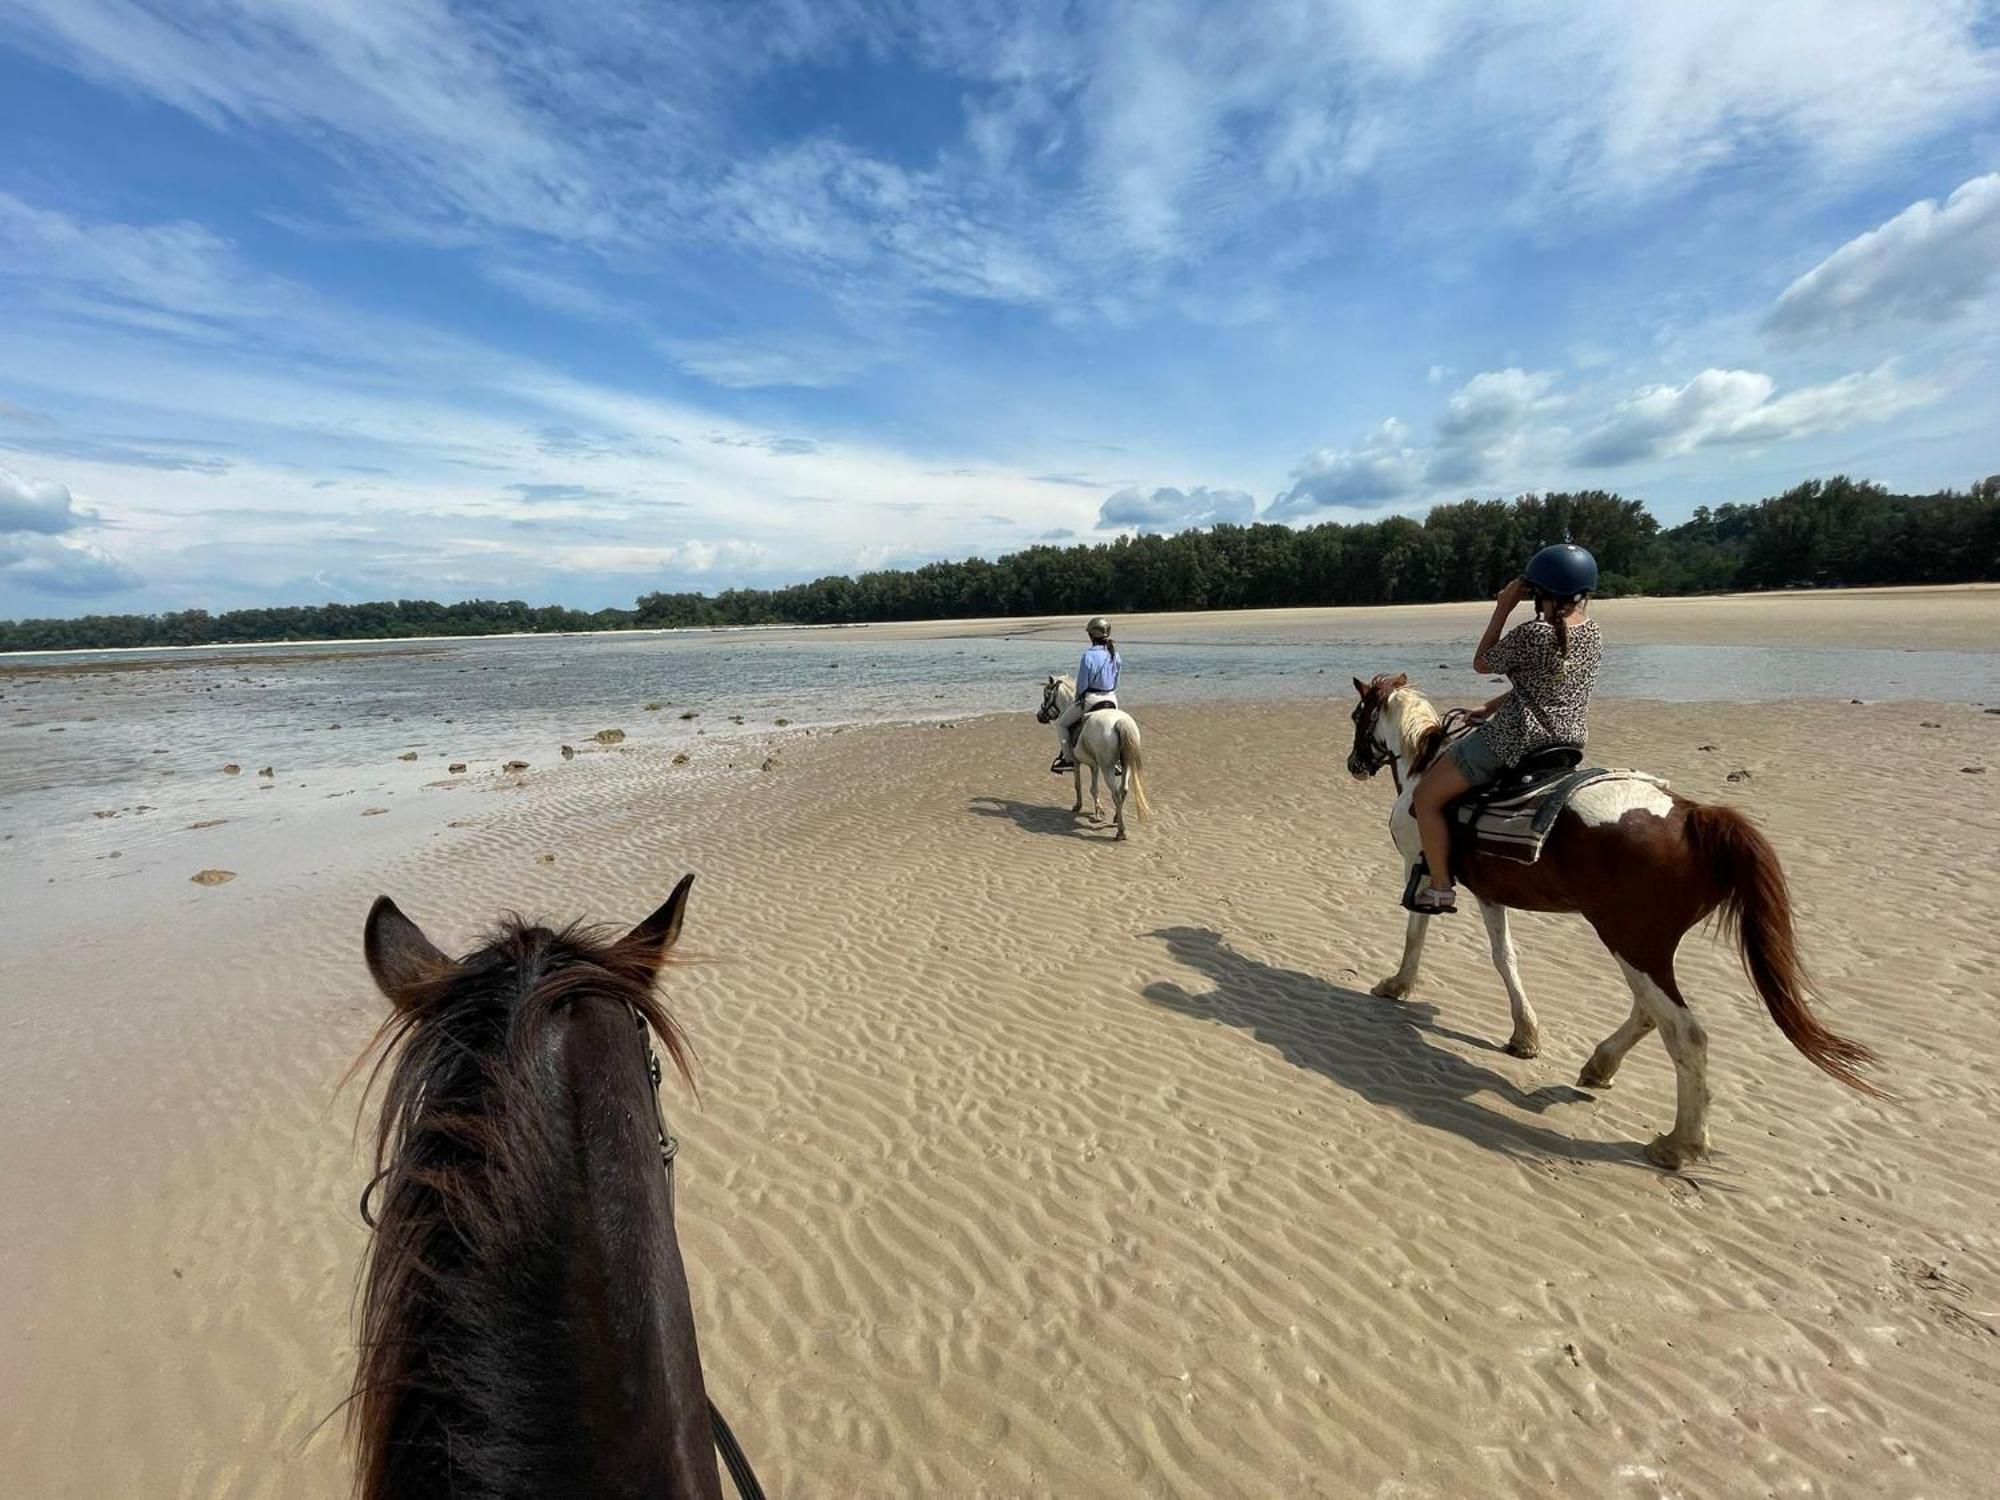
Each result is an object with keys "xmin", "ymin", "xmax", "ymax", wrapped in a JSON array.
[{"xmin": 2, "ymin": 700, "xmax": 1997, "ymax": 1497}]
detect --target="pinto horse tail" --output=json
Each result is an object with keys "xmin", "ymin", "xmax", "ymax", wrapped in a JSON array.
[
  {"xmin": 1685, "ymin": 802, "xmax": 1883, "ymax": 1097},
  {"xmin": 1116, "ymin": 719, "xmax": 1151, "ymax": 820}
]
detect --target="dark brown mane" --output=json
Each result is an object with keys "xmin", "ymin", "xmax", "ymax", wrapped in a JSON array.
[{"xmin": 349, "ymin": 916, "xmax": 694, "ymax": 1499}]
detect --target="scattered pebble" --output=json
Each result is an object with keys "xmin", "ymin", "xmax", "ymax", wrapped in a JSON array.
[
  {"xmin": 397, "ymin": 751, "xmax": 418, "ymax": 762},
  {"xmin": 672, "ymin": 752, "xmax": 690, "ymax": 765},
  {"xmin": 1964, "ymin": 766, "xmax": 1988, "ymax": 775},
  {"xmin": 361, "ymin": 807, "xmax": 389, "ymax": 816},
  {"xmin": 92, "ymin": 810, "xmax": 118, "ymax": 820},
  {"xmin": 537, "ymin": 853, "xmax": 556, "ymax": 864},
  {"xmin": 1696, "ymin": 744, "xmax": 1717, "ymax": 752},
  {"xmin": 775, "ymin": 718, "xmax": 791, "ymax": 727},
  {"xmin": 645, "ymin": 702, "xmax": 664, "ymax": 711},
  {"xmin": 1849, "ymin": 698, "xmax": 1864, "ymax": 705},
  {"xmin": 190, "ymin": 869, "xmax": 236, "ymax": 886},
  {"xmin": 679, "ymin": 711, "xmax": 698, "ymax": 720},
  {"xmin": 594, "ymin": 729, "xmax": 625, "ymax": 744},
  {"xmin": 448, "ymin": 762, "xmax": 467, "ymax": 773},
  {"xmin": 504, "ymin": 760, "xmax": 529, "ymax": 772},
  {"xmin": 221, "ymin": 763, "xmax": 241, "ymax": 775},
  {"xmin": 761, "ymin": 757, "xmax": 778, "ymax": 772},
  {"xmin": 561, "ymin": 744, "xmax": 576, "ymax": 760},
  {"xmin": 258, "ymin": 766, "xmax": 274, "ymax": 777},
  {"xmin": 189, "ymin": 820, "xmax": 227, "ymax": 830},
  {"xmin": 1726, "ymin": 769, "xmax": 1752, "ymax": 783},
  {"xmin": 1921, "ymin": 721, "xmax": 1942, "ymax": 729}
]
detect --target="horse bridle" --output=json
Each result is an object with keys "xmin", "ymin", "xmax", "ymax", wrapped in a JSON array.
[
  {"xmin": 1035, "ymin": 682, "xmax": 1061, "ymax": 723},
  {"xmin": 627, "ymin": 1003, "xmax": 769, "ymax": 1500}
]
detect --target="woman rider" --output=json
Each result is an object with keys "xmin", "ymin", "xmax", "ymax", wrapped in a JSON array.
[
  {"xmin": 1051, "ymin": 616, "xmax": 1120, "ymax": 774},
  {"xmin": 1409, "ymin": 543, "xmax": 1601, "ymax": 914}
]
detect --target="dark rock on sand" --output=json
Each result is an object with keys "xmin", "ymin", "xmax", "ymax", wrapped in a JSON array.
[
  {"xmin": 593, "ymin": 729, "xmax": 625, "ymax": 744},
  {"xmin": 397, "ymin": 751, "xmax": 418, "ymax": 761},
  {"xmin": 561, "ymin": 745, "xmax": 576, "ymax": 759},
  {"xmin": 190, "ymin": 869, "xmax": 236, "ymax": 886},
  {"xmin": 449, "ymin": 762, "xmax": 467, "ymax": 773},
  {"xmin": 222, "ymin": 763, "xmax": 241, "ymax": 774}
]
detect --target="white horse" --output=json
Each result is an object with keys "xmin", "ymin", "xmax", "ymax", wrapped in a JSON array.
[{"xmin": 1036, "ymin": 675, "xmax": 1152, "ymax": 838}]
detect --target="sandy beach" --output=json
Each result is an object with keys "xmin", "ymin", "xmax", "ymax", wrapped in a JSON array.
[{"xmin": 4, "ymin": 594, "xmax": 2000, "ymax": 1498}]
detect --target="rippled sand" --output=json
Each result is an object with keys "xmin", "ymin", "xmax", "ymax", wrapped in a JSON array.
[{"xmin": 3, "ymin": 688, "xmax": 1997, "ymax": 1496}]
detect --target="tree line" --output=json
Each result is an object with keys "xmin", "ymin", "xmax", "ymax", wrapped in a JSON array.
[{"xmin": 3, "ymin": 474, "xmax": 1994, "ymax": 652}]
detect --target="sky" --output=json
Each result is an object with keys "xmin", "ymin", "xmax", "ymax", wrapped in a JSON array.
[{"xmin": 1, "ymin": 1, "xmax": 1997, "ymax": 619}]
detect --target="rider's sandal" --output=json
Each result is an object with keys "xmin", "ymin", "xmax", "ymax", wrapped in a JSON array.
[{"xmin": 1401, "ymin": 862, "xmax": 1458, "ymax": 914}]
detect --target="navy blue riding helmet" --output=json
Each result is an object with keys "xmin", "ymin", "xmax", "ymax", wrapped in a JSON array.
[{"xmin": 1523, "ymin": 543, "xmax": 1598, "ymax": 598}]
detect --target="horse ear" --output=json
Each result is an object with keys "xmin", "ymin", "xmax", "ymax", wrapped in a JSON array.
[
  {"xmin": 1389, "ymin": 672, "xmax": 1409, "ymax": 689},
  {"xmin": 625, "ymin": 873, "xmax": 695, "ymax": 962},
  {"xmin": 365, "ymin": 896, "xmax": 450, "ymax": 1009},
  {"xmin": 1352, "ymin": 676, "xmax": 1368, "ymax": 697}
]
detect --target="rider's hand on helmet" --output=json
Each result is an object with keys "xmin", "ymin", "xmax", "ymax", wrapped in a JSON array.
[{"xmin": 1496, "ymin": 576, "xmax": 1527, "ymax": 608}]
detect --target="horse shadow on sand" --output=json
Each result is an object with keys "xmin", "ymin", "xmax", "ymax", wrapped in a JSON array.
[
  {"xmin": 967, "ymin": 795, "xmax": 1120, "ymax": 840},
  {"xmin": 1143, "ymin": 926, "xmax": 1649, "ymax": 1167}
]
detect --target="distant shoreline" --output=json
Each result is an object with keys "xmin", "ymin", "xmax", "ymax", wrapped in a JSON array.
[{"xmin": 4, "ymin": 583, "xmax": 1996, "ymax": 661}]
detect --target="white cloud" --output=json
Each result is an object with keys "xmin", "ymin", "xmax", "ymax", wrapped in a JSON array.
[
  {"xmin": 662, "ymin": 336, "xmax": 880, "ymax": 390},
  {"xmin": 0, "ymin": 533, "xmax": 139, "ymax": 596},
  {"xmin": 1767, "ymin": 173, "xmax": 2000, "ymax": 337},
  {"xmin": 1096, "ymin": 483, "xmax": 1255, "ymax": 532},
  {"xmin": 1574, "ymin": 364, "xmax": 1934, "ymax": 466},
  {"xmin": 1426, "ymin": 368, "xmax": 1558, "ymax": 485},
  {"xmin": 0, "ymin": 467, "xmax": 91, "ymax": 533},
  {"xmin": 1269, "ymin": 419, "xmax": 1424, "ymax": 516}
]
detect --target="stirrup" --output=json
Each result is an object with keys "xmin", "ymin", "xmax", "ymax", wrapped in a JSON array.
[
  {"xmin": 1050, "ymin": 755, "xmax": 1076, "ymax": 774},
  {"xmin": 1400, "ymin": 860, "xmax": 1457, "ymax": 914}
]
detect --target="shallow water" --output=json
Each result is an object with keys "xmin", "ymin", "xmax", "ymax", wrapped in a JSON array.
[{"xmin": 4, "ymin": 627, "xmax": 1997, "ymax": 828}]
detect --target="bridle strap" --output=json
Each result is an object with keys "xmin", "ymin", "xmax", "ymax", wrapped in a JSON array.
[{"xmin": 628, "ymin": 1002, "xmax": 767, "ymax": 1500}]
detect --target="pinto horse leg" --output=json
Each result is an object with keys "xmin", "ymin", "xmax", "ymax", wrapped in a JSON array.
[
  {"xmin": 1615, "ymin": 957, "xmax": 1711, "ymax": 1169},
  {"xmin": 1477, "ymin": 899, "xmax": 1540, "ymax": 1058},
  {"xmin": 1577, "ymin": 997, "xmax": 1657, "ymax": 1089},
  {"xmin": 1371, "ymin": 900, "xmax": 1431, "ymax": 1000}
]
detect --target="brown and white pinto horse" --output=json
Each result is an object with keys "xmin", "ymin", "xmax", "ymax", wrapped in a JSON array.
[{"xmin": 1347, "ymin": 673, "xmax": 1881, "ymax": 1168}]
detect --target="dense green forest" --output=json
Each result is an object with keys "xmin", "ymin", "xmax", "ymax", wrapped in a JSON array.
[{"xmin": 4, "ymin": 475, "xmax": 1994, "ymax": 652}]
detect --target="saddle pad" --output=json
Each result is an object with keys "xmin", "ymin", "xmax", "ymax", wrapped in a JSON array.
[{"xmin": 1452, "ymin": 768, "xmax": 1668, "ymax": 864}]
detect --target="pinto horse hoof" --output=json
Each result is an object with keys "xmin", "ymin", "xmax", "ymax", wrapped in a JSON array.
[
  {"xmin": 1643, "ymin": 1134, "xmax": 1708, "ymax": 1171},
  {"xmin": 1369, "ymin": 978, "xmax": 1411, "ymax": 1000},
  {"xmin": 1504, "ymin": 1035, "xmax": 1541, "ymax": 1059},
  {"xmin": 1576, "ymin": 1069, "xmax": 1615, "ymax": 1090}
]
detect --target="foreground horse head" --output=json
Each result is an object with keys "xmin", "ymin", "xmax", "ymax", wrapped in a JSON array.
[
  {"xmin": 351, "ymin": 875, "xmax": 729, "ymax": 1500},
  {"xmin": 1348, "ymin": 673, "xmax": 1881, "ymax": 1169}
]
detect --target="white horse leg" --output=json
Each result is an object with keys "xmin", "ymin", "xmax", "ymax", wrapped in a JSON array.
[
  {"xmin": 1088, "ymin": 753, "xmax": 1103, "ymax": 821},
  {"xmin": 1616, "ymin": 958, "xmax": 1711, "ymax": 1169},
  {"xmin": 1478, "ymin": 899, "xmax": 1541, "ymax": 1058},
  {"xmin": 1371, "ymin": 899, "xmax": 1431, "ymax": 1000},
  {"xmin": 1577, "ymin": 997, "xmax": 1657, "ymax": 1090},
  {"xmin": 1111, "ymin": 753, "xmax": 1127, "ymax": 839}
]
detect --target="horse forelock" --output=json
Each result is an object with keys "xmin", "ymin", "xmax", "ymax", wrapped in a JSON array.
[{"xmin": 350, "ymin": 918, "xmax": 688, "ymax": 1497}]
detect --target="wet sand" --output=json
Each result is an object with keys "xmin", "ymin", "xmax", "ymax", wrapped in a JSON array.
[{"xmin": 2, "ymin": 597, "xmax": 1999, "ymax": 1497}]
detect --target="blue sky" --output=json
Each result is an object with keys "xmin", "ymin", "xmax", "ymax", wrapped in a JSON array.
[{"xmin": 1, "ymin": 1, "xmax": 1997, "ymax": 618}]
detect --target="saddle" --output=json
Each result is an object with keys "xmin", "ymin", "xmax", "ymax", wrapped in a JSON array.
[
  {"xmin": 1081, "ymin": 696, "xmax": 1120, "ymax": 715},
  {"xmin": 1445, "ymin": 742, "xmax": 1615, "ymax": 865}
]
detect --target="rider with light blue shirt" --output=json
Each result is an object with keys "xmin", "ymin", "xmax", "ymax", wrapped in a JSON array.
[{"xmin": 1052, "ymin": 616, "xmax": 1120, "ymax": 773}]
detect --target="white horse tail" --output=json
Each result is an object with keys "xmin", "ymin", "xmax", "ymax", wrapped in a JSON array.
[{"xmin": 1116, "ymin": 718, "xmax": 1151, "ymax": 820}]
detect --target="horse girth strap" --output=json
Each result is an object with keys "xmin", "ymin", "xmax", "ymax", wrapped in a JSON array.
[{"xmin": 628, "ymin": 1003, "xmax": 768, "ymax": 1500}]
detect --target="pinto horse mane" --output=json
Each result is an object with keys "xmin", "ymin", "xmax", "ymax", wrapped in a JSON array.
[
  {"xmin": 1359, "ymin": 673, "xmax": 1449, "ymax": 774},
  {"xmin": 348, "ymin": 916, "xmax": 694, "ymax": 1499}
]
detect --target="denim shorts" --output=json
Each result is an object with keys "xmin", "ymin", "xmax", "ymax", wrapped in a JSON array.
[{"xmin": 1446, "ymin": 725, "xmax": 1505, "ymax": 788}]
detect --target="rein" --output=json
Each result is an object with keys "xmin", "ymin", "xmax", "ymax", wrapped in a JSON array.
[{"xmin": 628, "ymin": 1002, "xmax": 770, "ymax": 1500}]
